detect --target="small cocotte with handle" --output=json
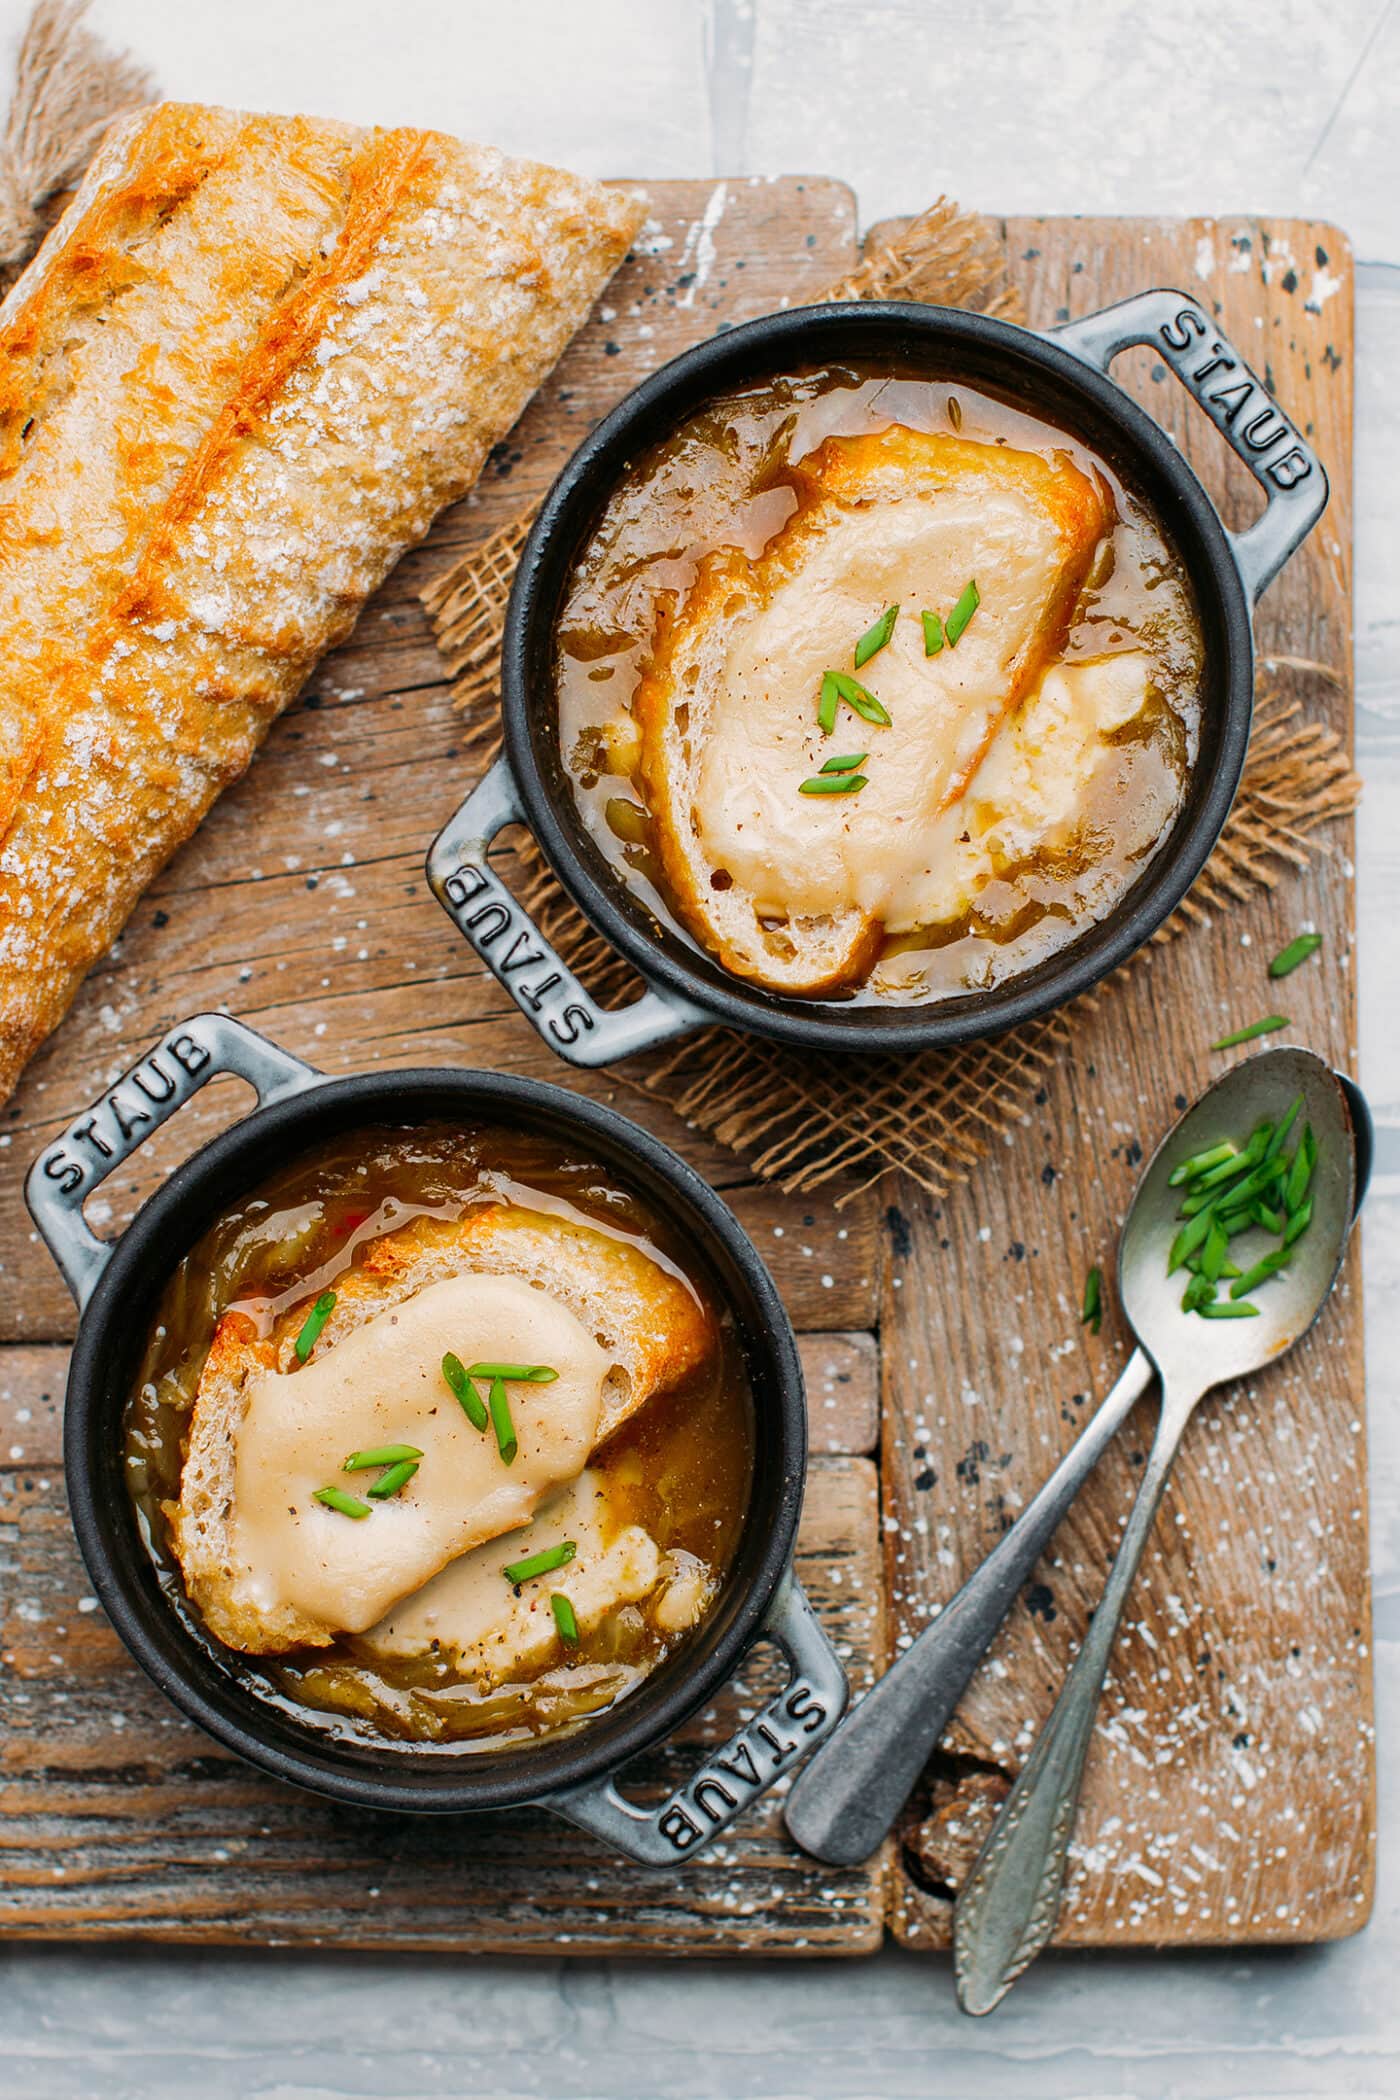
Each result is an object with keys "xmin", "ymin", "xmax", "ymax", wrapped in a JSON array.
[
  {"xmin": 26, "ymin": 1011, "xmax": 848, "ymax": 1865},
  {"xmin": 429, "ymin": 287, "xmax": 1327, "ymax": 1063}
]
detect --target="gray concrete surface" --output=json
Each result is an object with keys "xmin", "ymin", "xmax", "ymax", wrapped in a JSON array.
[{"xmin": 3, "ymin": 3, "xmax": 1397, "ymax": 2094}]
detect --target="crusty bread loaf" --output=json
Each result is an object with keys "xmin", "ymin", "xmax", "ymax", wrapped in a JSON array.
[
  {"xmin": 0, "ymin": 103, "xmax": 643, "ymax": 1102},
  {"xmin": 633, "ymin": 428, "xmax": 1110, "ymax": 996},
  {"xmin": 168, "ymin": 1203, "xmax": 714, "ymax": 1653}
]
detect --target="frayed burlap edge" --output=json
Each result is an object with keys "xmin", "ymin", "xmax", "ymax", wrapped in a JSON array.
[
  {"xmin": 0, "ymin": 1, "xmax": 155, "ymax": 293},
  {"xmin": 420, "ymin": 202, "xmax": 1359, "ymax": 1201}
]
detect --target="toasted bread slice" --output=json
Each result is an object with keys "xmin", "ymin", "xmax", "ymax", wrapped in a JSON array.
[
  {"xmin": 633, "ymin": 427, "xmax": 1111, "ymax": 995},
  {"xmin": 169, "ymin": 1204, "xmax": 713, "ymax": 1655}
]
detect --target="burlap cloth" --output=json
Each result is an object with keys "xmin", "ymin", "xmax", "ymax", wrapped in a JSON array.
[{"xmin": 421, "ymin": 201, "xmax": 1359, "ymax": 1199}]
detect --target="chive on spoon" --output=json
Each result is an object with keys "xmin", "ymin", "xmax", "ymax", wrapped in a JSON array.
[{"xmin": 783, "ymin": 1050, "xmax": 1370, "ymax": 1925}]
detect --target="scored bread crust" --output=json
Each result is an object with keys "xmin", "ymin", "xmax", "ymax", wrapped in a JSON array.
[
  {"xmin": 168, "ymin": 1203, "xmax": 714, "ymax": 1654},
  {"xmin": 0, "ymin": 103, "xmax": 644, "ymax": 1104},
  {"xmin": 633, "ymin": 427, "xmax": 1111, "ymax": 997}
]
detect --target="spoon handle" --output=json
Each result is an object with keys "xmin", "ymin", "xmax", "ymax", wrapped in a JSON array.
[
  {"xmin": 952, "ymin": 1391, "xmax": 1193, "ymax": 2015},
  {"xmin": 783, "ymin": 1347, "xmax": 1155, "ymax": 1867}
]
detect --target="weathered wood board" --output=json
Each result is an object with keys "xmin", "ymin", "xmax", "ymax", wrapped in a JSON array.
[
  {"xmin": 0, "ymin": 181, "xmax": 1367, "ymax": 1954},
  {"xmin": 877, "ymin": 214, "xmax": 1369, "ymax": 1948}
]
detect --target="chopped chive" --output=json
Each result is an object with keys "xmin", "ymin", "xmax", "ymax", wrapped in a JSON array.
[
  {"xmin": 313, "ymin": 1485, "xmax": 370, "ymax": 1519},
  {"xmin": 1263, "ymin": 1094, "xmax": 1303, "ymax": 1161},
  {"xmin": 826, "ymin": 669, "xmax": 891, "ymax": 727},
  {"xmin": 551, "ymin": 1592, "xmax": 580, "ymax": 1643},
  {"xmin": 1282, "ymin": 1197, "xmax": 1314, "ymax": 1247},
  {"xmin": 1211, "ymin": 1015, "xmax": 1289, "ymax": 1051},
  {"xmin": 820, "ymin": 751, "xmax": 868, "ymax": 774},
  {"xmin": 944, "ymin": 578, "xmax": 980, "ymax": 646},
  {"xmin": 1252, "ymin": 1201, "xmax": 1286, "ymax": 1234},
  {"xmin": 503, "ymin": 1540, "xmax": 578, "ymax": 1585},
  {"xmin": 489, "ymin": 1376, "xmax": 517, "ymax": 1466},
  {"xmin": 1200, "ymin": 1218, "xmax": 1231, "ymax": 1283},
  {"xmin": 818, "ymin": 669, "xmax": 840, "ymax": 735},
  {"xmin": 854, "ymin": 604, "xmax": 898, "ymax": 668},
  {"xmin": 1198, "ymin": 1299, "xmax": 1261, "ymax": 1318},
  {"xmin": 366, "ymin": 1458, "xmax": 419, "ymax": 1500},
  {"xmin": 1081, "ymin": 1264, "xmax": 1103, "ymax": 1334},
  {"xmin": 799, "ymin": 772, "xmax": 868, "ymax": 796},
  {"xmin": 1284, "ymin": 1132, "xmax": 1315, "ymax": 1212},
  {"xmin": 1168, "ymin": 1209, "xmax": 1215, "ymax": 1273},
  {"xmin": 1185, "ymin": 1126, "xmax": 1271, "ymax": 1196},
  {"xmin": 442, "ymin": 1352, "xmax": 488, "ymax": 1430},
  {"xmin": 344, "ymin": 1443, "xmax": 423, "ymax": 1471},
  {"xmin": 1229, "ymin": 1250, "xmax": 1291, "ymax": 1300},
  {"xmin": 1269, "ymin": 932, "xmax": 1322, "ymax": 978},
  {"xmin": 294, "ymin": 1289, "xmax": 337, "ymax": 1363},
  {"xmin": 1168, "ymin": 1140, "xmax": 1238, "ymax": 1187},
  {"xmin": 921, "ymin": 609, "xmax": 945, "ymax": 656},
  {"xmin": 465, "ymin": 1363, "xmax": 559, "ymax": 1383},
  {"xmin": 1182, "ymin": 1275, "xmax": 1217, "ymax": 1312}
]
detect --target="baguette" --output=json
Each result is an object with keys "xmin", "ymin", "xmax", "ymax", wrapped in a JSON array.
[{"xmin": 0, "ymin": 103, "xmax": 644, "ymax": 1102}]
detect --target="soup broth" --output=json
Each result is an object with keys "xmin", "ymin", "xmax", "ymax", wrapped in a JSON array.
[
  {"xmin": 126, "ymin": 1122, "xmax": 754, "ymax": 1753},
  {"xmin": 555, "ymin": 365, "xmax": 1204, "ymax": 1003}
]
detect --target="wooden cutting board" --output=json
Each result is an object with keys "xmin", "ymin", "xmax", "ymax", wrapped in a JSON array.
[{"xmin": 0, "ymin": 180, "xmax": 1367, "ymax": 1953}]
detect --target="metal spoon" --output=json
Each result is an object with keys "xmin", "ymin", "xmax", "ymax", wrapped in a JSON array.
[
  {"xmin": 784, "ymin": 1051, "xmax": 1371, "ymax": 1875},
  {"xmin": 952, "ymin": 1046, "xmax": 1366, "ymax": 2013}
]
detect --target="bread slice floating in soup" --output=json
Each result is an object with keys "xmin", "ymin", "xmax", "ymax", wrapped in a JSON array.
[
  {"xmin": 169, "ymin": 1204, "xmax": 714, "ymax": 1656},
  {"xmin": 557, "ymin": 371, "xmax": 1202, "ymax": 1008},
  {"xmin": 633, "ymin": 428, "xmax": 1120, "ymax": 996}
]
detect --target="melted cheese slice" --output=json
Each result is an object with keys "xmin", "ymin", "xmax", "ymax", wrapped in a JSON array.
[
  {"xmin": 364, "ymin": 1469, "xmax": 662, "ymax": 1683},
  {"xmin": 694, "ymin": 451, "xmax": 1110, "ymax": 926},
  {"xmin": 887, "ymin": 651, "xmax": 1152, "ymax": 931},
  {"xmin": 634, "ymin": 428, "xmax": 1114, "ymax": 991},
  {"xmin": 229, "ymin": 1274, "xmax": 607, "ymax": 1636}
]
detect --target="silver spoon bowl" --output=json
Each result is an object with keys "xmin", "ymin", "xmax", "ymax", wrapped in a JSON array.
[{"xmin": 784, "ymin": 1050, "xmax": 1368, "ymax": 1942}]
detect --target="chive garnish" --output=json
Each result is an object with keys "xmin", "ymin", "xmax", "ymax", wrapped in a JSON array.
[
  {"xmin": 818, "ymin": 669, "xmax": 840, "ymax": 735},
  {"xmin": 442, "ymin": 1351, "xmax": 488, "ymax": 1429},
  {"xmin": 1200, "ymin": 1218, "xmax": 1231, "ymax": 1284},
  {"xmin": 366, "ymin": 1458, "xmax": 419, "ymax": 1500},
  {"xmin": 1284, "ymin": 1130, "xmax": 1315, "ymax": 1212},
  {"xmin": 944, "ymin": 578, "xmax": 980, "ymax": 646},
  {"xmin": 344, "ymin": 1444, "xmax": 423, "ymax": 1471},
  {"xmin": 489, "ymin": 1376, "xmax": 517, "ymax": 1466},
  {"xmin": 825, "ymin": 669, "xmax": 891, "ymax": 727},
  {"xmin": 1228, "ymin": 1250, "xmax": 1291, "ymax": 1300},
  {"xmin": 313, "ymin": 1485, "xmax": 370, "ymax": 1519},
  {"xmin": 465, "ymin": 1363, "xmax": 559, "ymax": 1384},
  {"xmin": 1168, "ymin": 1140, "xmax": 1237, "ymax": 1187},
  {"xmin": 503, "ymin": 1540, "xmax": 578, "ymax": 1585},
  {"xmin": 294, "ymin": 1289, "xmax": 336, "ymax": 1363},
  {"xmin": 853, "ymin": 604, "xmax": 898, "ymax": 668},
  {"xmin": 921, "ymin": 609, "xmax": 945, "ymax": 656},
  {"xmin": 820, "ymin": 752, "xmax": 867, "ymax": 774},
  {"xmin": 1168, "ymin": 1104, "xmax": 1322, "ymax": 1321},
  {"xmin": 799, "ymin": 772, "xmax": 868, "ymax": 796},
  {"xmin": 1263, "ymin": 1094, "xmax": 1303, "ymax": 1161},
  {"xmin": 1081, "ymin": 1265, "xmax": 1102, "ymax": 1333},
  {"xmin": 1269, "ymin": 933, "xmax": 1322, "ymax": 979},
  {"xmin": 1211, "ymin": 1015, "xmax": 1289, "ymax": 1051},
  {"xmin": 551, "ymin": 1593, "xmax": 580, "ymax": 1643},
  {"xmin": 1168, "ymin": 1208, "xmax": 1214, "ymax": 1273}
]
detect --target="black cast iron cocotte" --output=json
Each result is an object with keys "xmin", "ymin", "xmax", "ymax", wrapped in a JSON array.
[
  {"xmin": 26, "ymin": 1012, "xmax": 848, "ymax": 1866},
  {"xmin": 428, "ymin": 288, "xmax": 1328, "ymax": 1069}
]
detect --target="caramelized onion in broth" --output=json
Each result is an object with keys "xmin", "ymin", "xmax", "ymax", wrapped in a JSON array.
[{"xmin": 125, "ymin": 1124, "xmax": 753, "ymax": 1753}]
